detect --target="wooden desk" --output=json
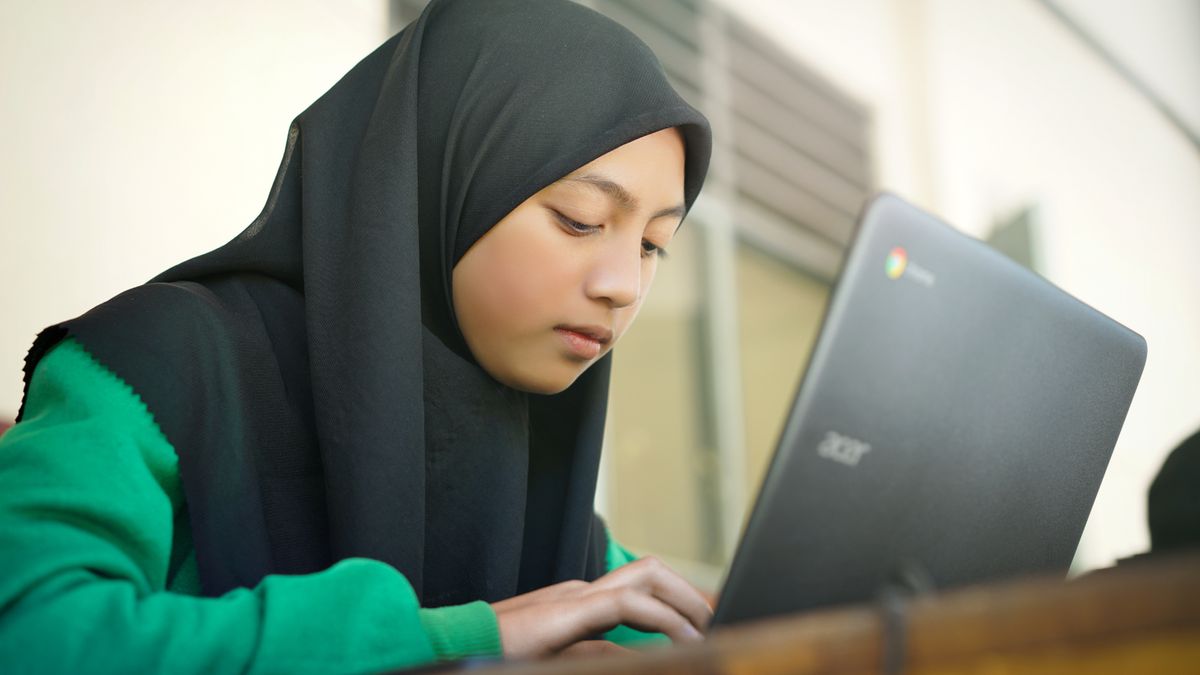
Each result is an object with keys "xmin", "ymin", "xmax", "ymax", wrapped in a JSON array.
[{"xmin": 490, "ymin": 552, "xmax": 1200, "ymax": 674}]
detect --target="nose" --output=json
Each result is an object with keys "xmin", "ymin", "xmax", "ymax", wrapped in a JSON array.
[{"xmin": 584, "ymin": 238, "xmax": 641, "ymax": 309}]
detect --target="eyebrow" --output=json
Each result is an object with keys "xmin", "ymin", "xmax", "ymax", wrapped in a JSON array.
[{"xmin": 561, "ymin": 172, "xmax": 686, "ymax": 222}]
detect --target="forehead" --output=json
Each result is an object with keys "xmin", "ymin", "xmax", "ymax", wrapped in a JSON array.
[{"xmin": 550, "ymin": 129, "xmax": 687, "ymax": 206}]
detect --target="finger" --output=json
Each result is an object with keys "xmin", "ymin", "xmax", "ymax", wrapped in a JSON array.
[
  {"xmin": 556, "ymin": 640, "xmax": 634, "ymax": 659},
  {"xmin": 594, "ymin": 556, "xmax": 713, "ymax": 631},
  {"xmin": 582, "ymin": 587, "xmax": 705, "ymax": 645}
]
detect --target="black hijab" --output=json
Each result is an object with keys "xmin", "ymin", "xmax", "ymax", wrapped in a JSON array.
[{"xmin": 18, "ymin": 0, "xmax": 710, "ymax": 606}]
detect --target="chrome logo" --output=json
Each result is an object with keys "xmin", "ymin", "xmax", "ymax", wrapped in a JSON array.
[{"xmin": 885, "ymin": 247, "xmax": 908, "ymax": 279}]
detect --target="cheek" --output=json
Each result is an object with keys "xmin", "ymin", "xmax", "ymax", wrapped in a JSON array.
[{"xmin": 464, "ymin": 228, "xmax": 578, "ymax": 336}]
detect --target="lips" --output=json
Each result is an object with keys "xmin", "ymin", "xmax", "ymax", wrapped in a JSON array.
[
  {"xmin": 554, "ymin": 324, "xmax": 612, "ymax": 360},
  {"xmin": 556, "ymin": 324, "xmax": 613, "ymax": 345}
]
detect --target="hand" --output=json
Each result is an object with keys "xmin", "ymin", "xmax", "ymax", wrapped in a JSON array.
[{"xmin": 489, "ymin": 556, "xmax": 713, "ymax": 660}]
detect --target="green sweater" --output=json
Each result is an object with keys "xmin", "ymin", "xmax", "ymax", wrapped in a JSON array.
[{"xmin": 0, "ymin": 338, "xmax": 665, "ymax": 674}]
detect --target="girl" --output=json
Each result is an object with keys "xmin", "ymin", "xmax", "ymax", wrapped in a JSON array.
[{"xmin": 0, "ymin": 0, "xmax": 713, "ymax": 670}]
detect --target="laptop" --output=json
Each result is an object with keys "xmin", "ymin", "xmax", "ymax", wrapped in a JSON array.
[{"xmin": 709, "ymin": 193, "xmax": 1147, "ymax": 628}]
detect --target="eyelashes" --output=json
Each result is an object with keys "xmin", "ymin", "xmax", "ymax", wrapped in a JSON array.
[
  {"xmin": 552, "ymin": 211, "xmax": 669, "ymax": 260},
  {"xmin": 555, "ymin": 212, "xmax": 598, "ymax": 235}
]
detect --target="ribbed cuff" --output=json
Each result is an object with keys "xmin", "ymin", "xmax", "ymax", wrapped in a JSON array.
[{"xmin": 417, "ymin": 600, "xmax": 503, "ymax": 661}]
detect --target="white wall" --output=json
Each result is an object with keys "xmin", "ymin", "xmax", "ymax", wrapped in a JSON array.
[
  {"xmin": 1054, "ymin": 0, "xmax": 1200, "ymax": 139},
  {"xmin": 0, "ymin": 2, "xmax": 388, "ymax": 416},
  {"xmin": 721, "ymin": 0, "xmax": 1200, "ymax": 571}
]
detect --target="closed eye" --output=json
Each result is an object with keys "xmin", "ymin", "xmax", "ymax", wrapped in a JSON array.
[
  {"xmin": 553, "ymin": 210, "xmax": 669, "ymax": 260},
  {"xmin": 553, "ymin": 211, "xmax": 599, "ymax": 234}
]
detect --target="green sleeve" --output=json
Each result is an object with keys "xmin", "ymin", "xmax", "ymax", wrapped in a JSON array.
[
  {"xmin": 0, "ymin": 338, "xmax": 501, "ymax": 673},
  {"xmin": 599, "ymin": 524, "xmax": 672, "ymax": 648}
]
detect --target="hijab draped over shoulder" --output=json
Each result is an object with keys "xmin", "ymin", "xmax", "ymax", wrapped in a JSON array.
[{"xmin": 19, "ymin": 0, "xmax": 711, "ymax": 606}]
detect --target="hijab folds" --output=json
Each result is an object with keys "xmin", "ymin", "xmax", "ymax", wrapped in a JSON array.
[{"xmin": 18, "ymin": 0, "xmax": 711, "ymax": 606}]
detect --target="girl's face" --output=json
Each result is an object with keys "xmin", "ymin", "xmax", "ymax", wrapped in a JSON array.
[{"xmin": 452, "ymin": 127, "xmax": 687, "ymax": 394}]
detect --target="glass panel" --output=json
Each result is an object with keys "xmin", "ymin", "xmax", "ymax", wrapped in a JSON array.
[
  {"xmin": 736, "ymin": 242, "xmax": 829, "ymax": 517},
  {"xmin": 604, "ymin": 222, "xmax": 714, "ymax": 563},
  {"xmin": 605, "ymin": 229, "xmax": 832, "ymax": 571}
]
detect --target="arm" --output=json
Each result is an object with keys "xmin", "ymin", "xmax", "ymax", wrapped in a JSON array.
[{"xmin": 0, "ymin": 338, "xmax": 500, "ymax": 674}]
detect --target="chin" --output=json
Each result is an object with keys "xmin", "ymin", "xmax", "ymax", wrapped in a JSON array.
[{"xmin": 503, "ymin": 362, "xmax": 587, "ymax": 395}]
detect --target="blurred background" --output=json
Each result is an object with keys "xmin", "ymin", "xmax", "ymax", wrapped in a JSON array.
[{"xmin": 1, "ymin": 0, "xmax": 1197, "ymax": 591}]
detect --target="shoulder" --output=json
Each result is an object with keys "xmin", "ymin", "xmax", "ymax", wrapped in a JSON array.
[
  {"xmin": 20, "ymin": 274, "xmax": 305, "ymax": 432},
  {"xmin": 11, "ymin": 335, "xmax": 182, "ymax": 503},
  {"xmin": 69, "ymin": 276, "xmax": 301, "ymax": 355},
  {"xmin": 70, "ymin": 274, "xmax": 301, "ymax": 368},
  {"xmin": 27, "ymin": 337, "xmax": 138, "ymax": 414},
  {"xmin": 23, "ymin": 335, "xmax": 176, "ymax": 447}
]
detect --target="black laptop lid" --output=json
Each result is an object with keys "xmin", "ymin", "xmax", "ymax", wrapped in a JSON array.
[{"xmin": 712, "ymin": 193, "xmax": 1146, "ymax": 627}]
